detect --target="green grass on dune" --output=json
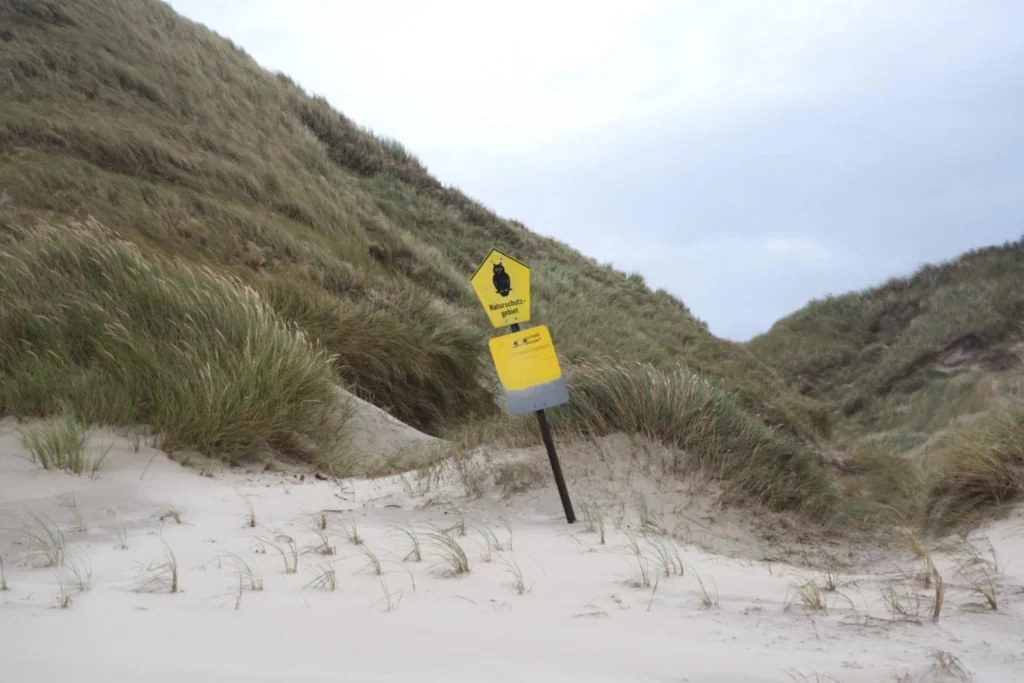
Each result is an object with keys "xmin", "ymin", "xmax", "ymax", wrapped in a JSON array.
[
  {"xmin": 442, "ymin": 359, "xmax": 837, "ymax": 516},
  {"xmin": 0, "ymin": 0, "xmax": 825, "ymax": 449},
  {"xmin": 748, "ymin": 239, "xmax": 1024, "ymax": 438},
  {"xmin": 552, "ymin": 360, "xmax": 836, "ymax": 515},
  {"xmin": 924, "ymin": 400, "xmax": 1024, "ymax": 531},
  {"xmin": 0, "ymin": 0, "xmax": 834, "ymax": 513},
  {"xmin": 360, "ymin": 176, "xmax": 832, "ymax": 444},
  {"xmin": 0, "ymin": 218, "xmax": 342, "ymax": 462},
  {"xmin": 747, "ymin": 240, "xmax": 1024, "ymax": 529},
  {"xmin": 260, "ymin": 278, "xmax": 496, "ymax": 432}
]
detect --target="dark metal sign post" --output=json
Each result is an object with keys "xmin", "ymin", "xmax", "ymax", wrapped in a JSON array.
[{"xmin": 510, "ymin": 321, "xmax": 575, "ymax": 524}]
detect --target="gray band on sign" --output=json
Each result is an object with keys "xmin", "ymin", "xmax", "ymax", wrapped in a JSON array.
[{"xmin": 504, "ymin": 377, "xmax": 570, "ymax": 416}]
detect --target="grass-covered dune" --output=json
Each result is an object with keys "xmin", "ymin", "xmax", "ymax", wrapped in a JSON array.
[
  {"xmin": 748, "ymin": 239, "xmax": 1024, "ymax": 442},
  {"xmin": 0, "ymin": 0, "xmax": 839, "ymax": 516},
  {"xmin": 0, "ymin": 218, "xmax": 345, "ymax": 465},
  {"xmin": 748, "ymin": 240, "xmax": 1024, "ymax": 529},
  {"xmin": 5, "ymin": 0, "xmax": 1021, "ymax": 530}
]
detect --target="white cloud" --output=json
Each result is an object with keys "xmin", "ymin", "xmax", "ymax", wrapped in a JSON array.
[
  {"xmin": 165, "ymin": 0, "xmax": 899, "ymax": 157},
  {"xmin": 759, "ymin": 237, "xmax": 834, "ymax": 264},
  {"xmin": 590, "ymin": 235, "xmax": 839, "ymax": 275}
]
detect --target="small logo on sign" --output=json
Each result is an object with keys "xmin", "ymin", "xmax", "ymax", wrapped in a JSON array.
[{"xmin": 492, "ymin": 261, "xmax": 512, "ymax": 297}]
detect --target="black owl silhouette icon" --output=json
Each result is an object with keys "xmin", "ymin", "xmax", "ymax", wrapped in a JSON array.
[{"xmin": 492, "ymin": 261, "xmax": 512, "ymax": 297}]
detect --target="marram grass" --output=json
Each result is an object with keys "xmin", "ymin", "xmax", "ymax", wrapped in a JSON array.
[
  {"xmin": 553, "ymin": 360, "xmax": 836, "ymax": 515},
  {"xmin": 0, "ymin": 218, "xmax": 342, "ymax": 463},
  {"xmin": 925, "ymin": 399, "xmax": 1024, "ymax": 530}
]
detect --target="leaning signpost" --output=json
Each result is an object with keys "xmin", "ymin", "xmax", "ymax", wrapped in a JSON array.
[{"xmin": 471, "ymin": 249, "xmax": 576, "ymax": 524}]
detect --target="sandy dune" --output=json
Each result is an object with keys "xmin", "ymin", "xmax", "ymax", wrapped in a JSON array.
[{"xmin": 1, "ymin": 417, "xmax": 1022, "ymax": 683}]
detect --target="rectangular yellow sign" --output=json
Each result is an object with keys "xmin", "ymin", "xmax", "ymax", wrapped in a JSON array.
[
  {"xmin": 471, "ymin": 248, "xmax": 531, "ymax": 328},
  {"xmin": 488, "ymin": 325, "xmax": 569, "ymax": 414},
  {"xmin": 488, "ymin": 324, "xmax": 561, "ymax": 390}
]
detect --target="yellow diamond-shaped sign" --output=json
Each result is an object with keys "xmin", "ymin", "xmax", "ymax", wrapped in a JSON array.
[{"xmin": 470, "ymin": 248, "xmax": 530, "ymax": 328}]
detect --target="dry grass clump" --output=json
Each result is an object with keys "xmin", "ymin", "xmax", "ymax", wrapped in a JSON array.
[
  {"xmin": 924, "ymin": 399, "xmax": 1024, "ymax": 530},
  {"xmin": 493, "ymin": 459, "xmax": 547, "ymax": 497},
  {"xmin": 881, "ymin": 531, "xmax": 947, "ymax": 622},
  {"xmin": 620, "ymin": 530, "xmax": 687, "ymax": 591},
  {"xmin": 881, "ymin": 581, "xmax": 933, "ymax": 621},
  {"xmin": 17, "ymin": 411, "xmax": 111, "ymax": 478},
  {"xmin": 159, "ymin": 508, "xmax": 183, "ymax": 525},
  {"xmin": 0, "ymin": 219, "xmax": 342, "ymax": 464},
  {"xmin": 784, "ymin": 566, "xmax": 859, "ymax": 617},
  {"xmin": 20, "ymin": 511, "xmax": 67, "ymax": 568},
  {"xmin": 926, "ymin": 650, "xmax": 972, "ymax": 681},
  {"xmin": 390, "ymin": 525, "xmax": 423, "ymax": 563},
  {"xmin": 133, "ymin": 541, "xmax": 180, "ymax": 593},
  {"xmin": 498, "ymin": 554, "xmax": 530, "ymax": 595},
  {"xmin": 783, "ymin": 673, "xmax": 843, "ymax": 683},
  {"xmin": 56, "ymin": 574, "xmax": 74, "ymax": 609},
  {"xmin": 305, "ymin": 557, "xmax": 338, "ymax": 592},
  {"xmin": 309, "ymin": 523, "xmax": 336, "ymax": 557},
  {"xmin": 554, "ymin": 360, "xmax": 836, "ymax": 515},
  {"xmin": 951, "ymin": 538, "xmax": 1000, "ymax": 611},
  {"xmin": 265, "ymin": 533, "xmax": 299, "ymax": 574},
  {"xmin": 343, "ymin": 519, "xmax": 363, "ymax": 546},
  {"xmin": 692, "ymin": 567, "xmax": 719, "ymax": 609},
  {"xmin": 225, "ymin": 552, "xmax": 263, "ymax": 592},
  {"xmin": 241, "ymin": 495, "xmax": 257, "ymax": 529},
  {"xmin": 358, "ymin": 543, "xmax": 383, "ymax": 576},
  {"xmin": 579, "ymin": 500, "xmax": 606, "ymax": 545},
  {"xmin": 423, "ymin": 530, "xmax": 470, "ymax": 577},
  {"xmin": 374, "ymin": 576, "xmax": 403, "ymax": 612},
  {"xmin": 69, "ymin": 553, "xmax": 93, "ymax": 592}
]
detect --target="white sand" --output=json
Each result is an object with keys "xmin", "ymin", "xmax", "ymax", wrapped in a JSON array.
[
  {"xmin": 1, "ymin": 418, "xmax": 1022, "ymax": 683},
  {"xmin": 335, "ymin": 387, "xmax": 441, "ymax": 463}
]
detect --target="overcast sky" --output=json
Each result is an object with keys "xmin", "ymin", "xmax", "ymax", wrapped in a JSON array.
[{"xmin": 166, "ymin": 0, "xmax": 1024, "ymax": 341}]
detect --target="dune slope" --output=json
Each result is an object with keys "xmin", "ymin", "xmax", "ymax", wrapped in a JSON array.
[{"xmin": 0, "ymin": 0, "xmax": 826, "ymax": 447}]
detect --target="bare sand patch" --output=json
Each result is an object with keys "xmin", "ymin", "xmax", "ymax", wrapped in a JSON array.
[{"xmin": 1, "ymin": 418, "xmax": 1022, "ymax": 682}]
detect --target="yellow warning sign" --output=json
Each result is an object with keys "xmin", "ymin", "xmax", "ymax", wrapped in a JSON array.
[
  {"xmin": 471, "ymin": 248, "xmax": 530, "ymax": 328},
  {"xmin": 488, "ymin": 325, "xmax": 569, "ymax": 414},
  {"xmin": 489, "ymin": 325, "xmax": 560, "ymax": 390}
]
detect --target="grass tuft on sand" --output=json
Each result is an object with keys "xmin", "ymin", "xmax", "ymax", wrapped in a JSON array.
[{"xmin": 17, "ymin": 410, "xmax": 110, "ymax": 478}]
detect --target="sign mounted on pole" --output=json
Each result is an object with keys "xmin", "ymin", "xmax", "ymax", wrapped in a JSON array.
[
  {"xmin": 488, "ymin": 324, "xmax": 570, "ymax": 415},
  {"xmin": 469, "ymin": 247, "xmax": 576, "ymax": 524},
  {"xmin": 470, "ymin": 248, "xmax": 531, "ymax": 328}
]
